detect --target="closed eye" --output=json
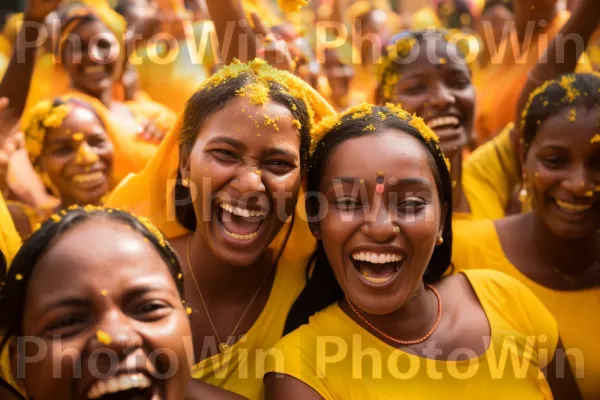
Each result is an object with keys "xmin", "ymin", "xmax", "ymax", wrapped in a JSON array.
[
  {"xmin": 130, "ymin": 300, "xmax": 172, "ymax": 321},
  {"xmin": 211, "ymin": 149, "xmax": 238, "ymax": 163},
  {"xmin": 44, "ymin": 314, "xmax": 89, "ymax": 338}
]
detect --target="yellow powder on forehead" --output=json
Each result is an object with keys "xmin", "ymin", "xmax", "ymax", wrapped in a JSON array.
[
  {"xmin": 96, "ymin": 330, "xmax": 112, "ymax": 345},
  {"xmin": 292, "ymin": 119, "xmax": 302, "ymax": 130},
  {"xmin": 591, "ymin": 134, "xmax": 600, "ymax": 144},
  {"xmin": 264, "ymin": 115, "xmax": 280, "ymax": 131}
]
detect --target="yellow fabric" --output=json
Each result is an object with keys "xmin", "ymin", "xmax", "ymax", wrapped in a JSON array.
[
  {"xmin": 191, "ymin": 254, "xmax": 305, "ymax": 399},
  {"xmin": 266, "ymin": 269, "xmax": 557, "ymax": 399},
  {"xmin": 0, "ymin": 193, "xmax": 22, "ymax": 265},
  {"xmin": 475, "ymin": 11, "xmax": 592, "ymax": 142},
  {"xmin": 463, "ymin": 123, "xmax": 520, "ymax": 220},
  {"xmin": 0, "ymin": 35, "xmax": 11, "ymax": 79},
  {"xmin": 134, "ymin": 22, "xmax": 217, "ymax": 114},
  {"xmin": 61, "ymin": 91, "xmax": 161, "ymax": 185},
  {"xmin": 452, "ymin": 219, "xmax": 600, "ymax": 398}
]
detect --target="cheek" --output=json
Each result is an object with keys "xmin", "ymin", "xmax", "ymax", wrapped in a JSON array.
[
  {"xmin": 24, "ymin": 339, "xmax": 80, "ymax": 397},
  {"xmin": 394, "ymin": 94, "xmax": 424, "ymax": 114},
  {"xmin": 40, "ymin": 156, "xmax": 70, "ymax": 179},
  {"xmin": 457, "ymin": 90, "xmax": 475, "ymax": 118},
  {"xmin": 142, "ymin": 312, "xmax": 193, "ymax": 374},
  {"xmin": 319, "ymin": 211, "xmax": 357, "ymax": 267}
]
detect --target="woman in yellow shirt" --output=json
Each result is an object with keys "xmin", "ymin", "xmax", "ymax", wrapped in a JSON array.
[
  {"xmin": 265, "ymin": 104, "xmax": 580, "ymax": 399},
  {"xmin": 376, "ymin": 29, "xmax": 476, "ymax": 213},
  {"xmin": 453, "ymin": 72, "xmax": 600, "ymax": 399},
  {"xmin": 0, "ymin": 206, "xmax": 244, "ymax": 399},
  {"xmin": 106, "ymin": 59, "xmax": 335, "ymax": 399}
]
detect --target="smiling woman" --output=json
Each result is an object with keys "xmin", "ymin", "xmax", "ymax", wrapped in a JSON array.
[
  {"xmin": 376, "ymin": 29, "xmax": 476, "ymax": 213},
  {"xmin": 106, "ymin": 59, "xmax": 335, "ymax": 399},
  {"xmin": 0, "ymin": 207, "xmax": 192, "ymax": 400},
  {"xmin": 263, "ymin": 104, "xmax": 579, "ymax": 400},
  {"xmin": 452, "ymin": 72, "xmax": 600, "ymax": 398}
]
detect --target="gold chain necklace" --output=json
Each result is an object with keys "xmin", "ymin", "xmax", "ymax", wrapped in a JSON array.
[{"xmin": 185, "ymin": 236, "xmax": 273, "ymax": 353}]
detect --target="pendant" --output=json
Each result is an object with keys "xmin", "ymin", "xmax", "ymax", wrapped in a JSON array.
[{"xmin": 219, "ymin": 343, "xmax": 229, "ymax": 353}]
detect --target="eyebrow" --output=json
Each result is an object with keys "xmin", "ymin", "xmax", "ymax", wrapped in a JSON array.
[
  {"xmin": 263, "ymin": 147, "xmax": 299, "ymax": 159},
  {"xmin": 41, "ymin": 297, "xmax": 90, "ymax": 315},
  {"xmin": 206, "ymin": 136, "xmax": 247, "ymax": 151}
]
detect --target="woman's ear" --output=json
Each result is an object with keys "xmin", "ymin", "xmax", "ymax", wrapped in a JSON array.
[
  {"xmin": 438, "ymin": 202, "xmax": 449, "ymax": 240},
  {"xmin": 179, "ymin": 148, "xmax": 191, "ymax": 182},
  {"xmin": 306, "ymin": 197, "xmax": 322, "ymax": 240}
]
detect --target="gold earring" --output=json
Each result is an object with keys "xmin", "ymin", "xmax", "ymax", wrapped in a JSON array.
[
  {"xmin": 392, "ymin": 225, "xmax": 400, "ymax": 234},
  {"xmin": 519, "ymin": 180, "xmax": 529, "ymax": 204},
  {"xmin": 437, "ymin": 236, "xmax": 444, "ymax": 245},
  {"xmin": 182, "ymin": 178, "xmax": 189, "ymax": 188}
]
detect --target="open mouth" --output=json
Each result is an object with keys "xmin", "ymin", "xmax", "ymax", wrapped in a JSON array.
[
  {"xmin": 426, "ymin": 116, "xmax": 463, "ymax": 141},
  {"xmin": 216, "ymin": 202, "xmax": 267, "ymax": 242},
  {"xmin": 87, "ymin": 373, "xmax": 159, "ymax": 400},
  {"xmin": 72, "ymin": 171, "xmax": 107, "ymax": 189},
  {"xmin": 350, "ymin": 252, "xmax": 404, "ymax": 285},
  {"xmin": 553, "ymin": 198, "xmax": 595, "ymax": 214}
]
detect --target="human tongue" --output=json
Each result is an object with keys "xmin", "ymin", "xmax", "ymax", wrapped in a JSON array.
[
  {"xmin": 220, "ymin": 210, "xmax": 261, "ymax": 235},
  {"xmin": 357, "ymin": 262, "xmax": 398, "ymax": 279}
]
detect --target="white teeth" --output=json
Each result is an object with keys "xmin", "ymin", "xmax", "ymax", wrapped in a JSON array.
[
  {"xmin": 219, "ymin": 203, "xmax": 265, "ymax": 218},
  {"xmin": 223, "ymin": 229, "xmax": 259, "ymax": 241},
  {"xmin": 87, "ymin": 373, "xmax": 151, "ymax": 399},
  {"xmin": 351, "ymin": 252, "xmax": 403, "ymax": 264},
  {"xmin": 72, "ymin": 171, "xmax": 104, "ymax": 183},
  {"xmin": 85, "ymin": 65, "xmax": 105, "ymax": 74},
  {"xmin": 555, "ymin": 199, "xmax": 594, "ymax": 213},
  {"xmin": 426, "ymin": 116, "xmax": 460, "ymax": 129}
]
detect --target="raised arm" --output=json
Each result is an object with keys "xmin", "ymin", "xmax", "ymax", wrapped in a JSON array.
[
  {"xmin": 0, "ymin": 0, "xmax": 60, "ymax": 122},
  {"xmin": 205, "ymin": 0, "xmax": 258, "ymax": 64},
  {"xmin": 516, "ymin": 0, "xmax": 599, "ymax": 127}
]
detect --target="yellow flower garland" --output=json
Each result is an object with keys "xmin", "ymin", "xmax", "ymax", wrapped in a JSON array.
[{"xmin": 22, "ymin": 100, "xmax": 72, "ymax": 165}]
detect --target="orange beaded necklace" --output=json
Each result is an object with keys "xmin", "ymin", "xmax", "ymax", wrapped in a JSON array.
[{"xmin": 346, "ymin": 284, "xmax": 443, "ymax": 346}]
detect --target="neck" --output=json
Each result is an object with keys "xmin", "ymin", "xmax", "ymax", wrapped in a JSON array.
[
  {"xmin": 447, "ymin": 150, "xmax": 468, "ymax": 212},
  {"xmin": 344, "ymin": 282, "xmax": 439, "ymax": 343},
  {"xmin": 71, "ymin": 82, "xmax": 112, "ymax": 107},
  {"xmin": 525, "ymin": 212, "xmax": 598, "ymax": 276},
  {"xmin": 514, "ymin": 4, "xmax": 559, "ymax": 41},
  {"xmin": 185, "ymin": 231, "xmax": 274, "ymax": 301}
]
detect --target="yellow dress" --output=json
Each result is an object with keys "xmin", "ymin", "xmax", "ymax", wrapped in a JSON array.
[
  {"xmin": 452, "ymin": 219, "xmax": 600, "ymax": 398},
  {"xmin": 475, "ymin": 11, "xmax": 592, "ymax": 142},
  {"xmin": 191, "ymin": 253, "xmax": 305, "ymax": 399},
  {"xmin": 266, "ymin": 269, "xmax": 557, "ymax": 399},
  {"xmin": 0, "ymin": 193, "xmax": 22, "ymax": 265},
  {"xmin": 462, "ymin": 123, "xmax": 521, "ymax": 220},
  {"xmin": 134, "ymin": 21, "xmax": 217, "ymax": 115}
]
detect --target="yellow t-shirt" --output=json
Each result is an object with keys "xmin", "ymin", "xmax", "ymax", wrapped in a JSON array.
[
  {"xmin": 462, "ymin": 123, "xmax": 521, "ymax": 220},
  {"xmin": 452, "ymin": 219, "xmax": 600, "ymax": 398},
  {"xmin": 266, "ymin": 269, "xmax": 557, "ymax": 399},
  {"xmin": 191, "ymin": 253, "xmax": 306, "ymax": 400}
]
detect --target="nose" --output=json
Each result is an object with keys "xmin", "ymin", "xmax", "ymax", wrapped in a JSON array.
[
  {"xmin": 230, "ymin": 165, "xmax": 266, "ymax": 194},
  {"xmin": 86, "ymin": 310, "xmax": 144, "ymax": 362},
  {"xmin": 429, "ymin": 82, "xmax": 455, "ymax": 110},
  {"xmin": 360, "ymin": 198, "xmax": 397, "ymax": 243},
  {"xmin": 75, "ymin": 142, "xmax": 100, "ymax": 166},
  {"xmin": 563, "ymin": 163, "xmax": 594, "ymax": 197}
]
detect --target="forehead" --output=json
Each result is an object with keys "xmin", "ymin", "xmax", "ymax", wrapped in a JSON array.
[
  {"xmin": 72, "ymin": 19, "xmax": 114, "ymax": 41},
  {"xmin": 322, "ymin": 129, "xmax": 438, "ymax": 184},
  {"xmin": 531, "ymin": 107, "xmax": 600, "ymax": 152},
  {"xmin": 198, "ymin": 97, "xmax": 300, "ymax": 148},
  {"xmin": 45, "ymin": 105, "xmax": 105, "ymax": 141},
  {"xmin": 398, "ymin": 37, "xmax": 468, "ymax": 75},
  {"xmin": 26, "ymin": 219, "xmax": 174, "ymax": 302}
]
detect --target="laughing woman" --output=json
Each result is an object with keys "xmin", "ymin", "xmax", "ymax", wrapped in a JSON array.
[
  {"xmin": 264, "ymin": 104, "xmax": 580, "ymax": 399},
  {"xmin": 107, "ymin": 59, "xmax": 335, "ymax": 399},
  {"xmin": 452, "ymin": 73, "xmax": 600, "ymax": 399},
  {"xmin": 376, "ymin": 29, "xmax": 477, "ymax": 213},
  {"xmin": 0, "ymin": 206, "xmax": 244, "ymax": 399}
]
